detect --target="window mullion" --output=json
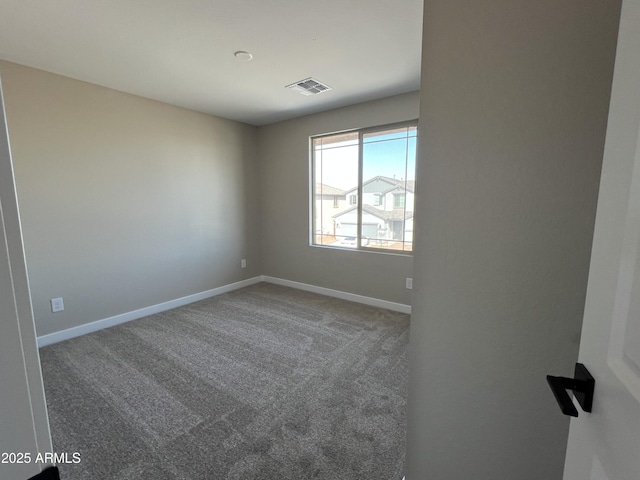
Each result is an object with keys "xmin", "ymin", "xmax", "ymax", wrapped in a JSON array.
[
  {"xmin": 403, "ymin": 133, "xmax": 409, "ymax": 250},
  {"xmin": 311, "ymin": 139, "xmax": 317, "ymax": 244},
  {"xmin": 357, "ymin": 131, "xmax": 364, "ymax": 249}
]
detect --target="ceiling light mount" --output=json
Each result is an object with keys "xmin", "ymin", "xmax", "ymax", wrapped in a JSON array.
[
  {"xmin": 286, "ymin": 77, "xmax": 332, "ymax": 96},
  {"xmin": 234, "ymin": 51, "xmax": 253, "ymax": 62}
]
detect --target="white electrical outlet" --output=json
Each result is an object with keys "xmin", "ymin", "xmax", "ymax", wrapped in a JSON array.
[
  {"xmin": 405, "ymin": 278, "xmax": 413, "ymax": 290},
  {"xmin": 51, "ymin": 297, "xmax": 64, "ymax": 313},
  {"xmin": 241, "ymin": 259, "xmax": 247, "ymax": 268}
]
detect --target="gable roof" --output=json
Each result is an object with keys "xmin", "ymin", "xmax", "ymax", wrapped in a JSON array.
[
  {"xmin": 344, "ymin": 176, "xmax": 415, "ymax": 195},
  {"xmin": 377, "ymin": 176, "xmax": 416, "ymax": 193}
]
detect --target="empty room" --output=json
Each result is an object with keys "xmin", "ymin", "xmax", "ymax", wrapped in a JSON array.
[{"xmin": 2, "ymin": 1, "xmax": 637, "ymax": 480}]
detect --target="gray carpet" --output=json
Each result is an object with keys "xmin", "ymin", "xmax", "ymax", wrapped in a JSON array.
[{"xmin": 39, "ymin": 282, "xmax": 409, "ymax": 479}]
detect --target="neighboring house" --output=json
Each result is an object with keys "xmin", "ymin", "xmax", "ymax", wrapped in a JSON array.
[
  {"xmin": 334, "ymin": 176, "xmax": 414, "ymax": 244},
  {"xmin": 314, "ymin": 183, "xmax": 346, "ymax": 236}
]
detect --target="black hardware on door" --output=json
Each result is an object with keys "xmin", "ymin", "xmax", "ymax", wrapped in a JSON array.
[
  {"xmin": 546, "ymin": 363, "xmax": 595, "ymax": 417},
  {"xmin": 27, "ymin": 466, "xmax": 60, "ymax": 480}
]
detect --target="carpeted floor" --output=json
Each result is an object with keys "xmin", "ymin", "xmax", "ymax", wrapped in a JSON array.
[{"xmin": 39, "ymin": 282, "xmax": 409, "ymax": 479}]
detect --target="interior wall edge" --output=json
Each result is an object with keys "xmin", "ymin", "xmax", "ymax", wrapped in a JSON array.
[
  {"xmin": 36, "ymin": 276, "xmax": 264, "ymax": 348},
  {"xmin": 37, "ymin": 274, "xmax": 412, "ymax": 348},
  {"xmin": 262, "ymin": 275, "xmax": 412, "ymax": 314}
]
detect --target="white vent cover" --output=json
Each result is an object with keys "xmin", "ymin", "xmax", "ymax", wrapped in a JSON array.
[{"xmin": 285, "ymin": 77, "xmax": 332, "ymax": 96}]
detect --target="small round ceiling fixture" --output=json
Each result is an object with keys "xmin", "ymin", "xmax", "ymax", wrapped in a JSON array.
[{"xmin": 234, "ymin": 51, "xmax": 253, "ymax": 62}]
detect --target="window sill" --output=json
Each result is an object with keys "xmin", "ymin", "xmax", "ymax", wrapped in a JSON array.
[{"xmin": 309, "ymin": 243, "xmax": 413, "ymax": 257}]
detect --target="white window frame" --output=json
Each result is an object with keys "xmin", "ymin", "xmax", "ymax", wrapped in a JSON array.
[{"xmin": 310, "ymin": 120, "xmax": 417, "ymax": 255}]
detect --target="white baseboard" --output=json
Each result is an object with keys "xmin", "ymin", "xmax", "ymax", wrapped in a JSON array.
[
  {"xmin": 262, "ymin": 276, "xmax": 412, "ymax": 314},
  {"xmin": 36, "ymin": 276, "xmax": 263, "ymax": 347},
  {"xmin": 37, "ymin": 275, "xmax": 410, "ymax": 347}
]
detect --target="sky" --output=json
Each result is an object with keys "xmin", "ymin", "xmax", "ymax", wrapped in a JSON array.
[{"xmin": 314, "ymin": 128, "xmax": 417, "ymax": 191}]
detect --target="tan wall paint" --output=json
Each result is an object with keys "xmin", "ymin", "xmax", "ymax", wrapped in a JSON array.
[
  {"xmin": 0, "ymin": 61, "xmax": 260, "ymax": 337},
  {"xmin": 408, "ymin": 1, "xmax": 621, "ymax": 479},
  {"xmin": 258, "ymin": 92, "xmax": 419, "ymax": 305}
]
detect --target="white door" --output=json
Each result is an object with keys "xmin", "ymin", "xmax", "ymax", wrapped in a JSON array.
[
  {"xmin": 0, "ymin": 70, "xmax": 52, "ymax": 478},
  {"xmin": 563, "ymin": 1, "xmax": 640, "ymax": 478}
]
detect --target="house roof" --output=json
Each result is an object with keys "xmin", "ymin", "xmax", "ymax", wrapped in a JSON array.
[
  {"xmin": 315, "ymin": 183, "xmax": 346, "ymax": 196},
  {"xmin": 333, "ymin": 204, "xmax": 413, "ymax": 221},
  {"xmin": 378, "ymin": 176, "xmax": 416, "ymax": 193},
  {"xmin": 344, "ymin": 176, "xmax": 415, "ymax": 195}
]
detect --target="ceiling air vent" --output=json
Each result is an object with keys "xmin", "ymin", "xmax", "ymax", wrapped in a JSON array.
[{"xmin": 285, "ymin": 77, "xmax": 332, "ymax": 96}]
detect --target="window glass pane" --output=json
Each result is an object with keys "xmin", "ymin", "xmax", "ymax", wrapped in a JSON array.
[
  {"xmin": 311, "ymin": 122, "xmax": 416, "ymax": 253},
  {"xmin": 360, "ymin": 126, "xmax": 415, "ymax": 251},
  {"xmin": 313, "ymin": 134, "xmax": 358, "ymax": 247}
]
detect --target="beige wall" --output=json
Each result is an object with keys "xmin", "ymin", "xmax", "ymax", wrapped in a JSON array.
[
  {"xmin": 258, "ymin": 92, "xmax": 418, "ymax": 305},
  {"xmin": 0, "ymin": 61, "xmax": 416, "ymax": 340},
  {"xmin": 408, "ymin": 1, "xmax": 621, "ymax": 479},
  {"xmin": 0, "ymin": 61, "xmax": 261, "ymax": 337}
]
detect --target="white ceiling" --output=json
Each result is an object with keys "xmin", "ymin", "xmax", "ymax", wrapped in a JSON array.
[{"xmin": 0, "ymin": 0, "xmax": 423, "ymax": 126}]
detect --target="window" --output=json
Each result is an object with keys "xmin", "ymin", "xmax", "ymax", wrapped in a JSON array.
[
  {"xmin": 333, "ymin": 196, "xmax": 339, "ymax": 208},
  {"xmin": 311, "ymin": 121, "xmax": 417, "ymax": 252}
]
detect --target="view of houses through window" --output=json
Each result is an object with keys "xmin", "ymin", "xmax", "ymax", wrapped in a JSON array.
[{"xmin": 312, "ymin": 122, "xmax": 417, "ymax": 252}]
